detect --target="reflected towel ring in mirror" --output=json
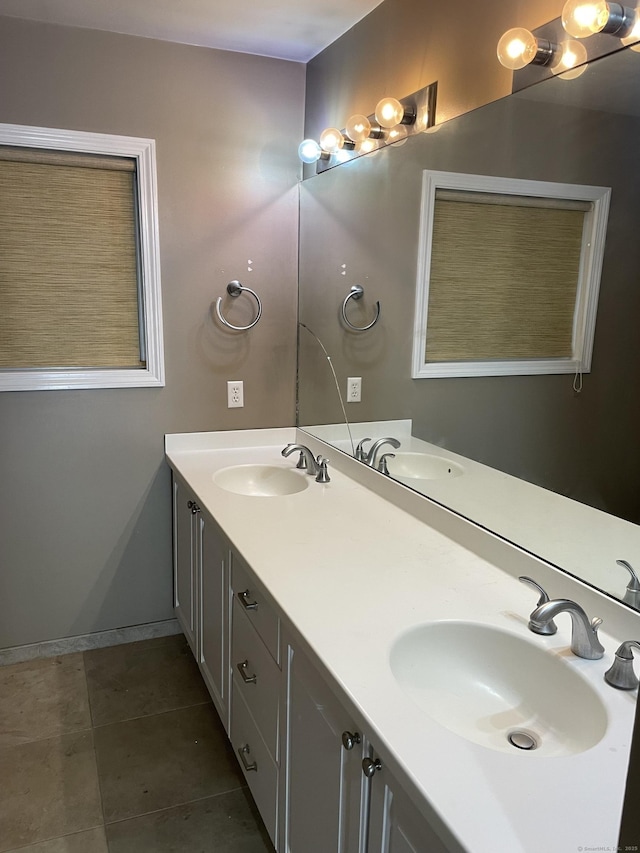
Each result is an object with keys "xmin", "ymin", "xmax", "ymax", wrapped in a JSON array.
[
  {"xmin": 215, "ymin": 280, "xmax": 263, "ymax": 331},
  {"xmin": 341, "ymin": 285, "xmax": 381, "ymax": 332}
]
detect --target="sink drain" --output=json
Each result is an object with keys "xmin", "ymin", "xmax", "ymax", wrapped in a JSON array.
[{"xmin": 507, "ymin": 730, "xmax": 538, "ymax": 751}]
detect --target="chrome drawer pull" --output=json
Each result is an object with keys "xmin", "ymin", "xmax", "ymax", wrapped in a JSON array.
[
  {"xmin": 238, "ymin": 744, "xmax": 257, "ymax": 772},
  {"xmin": 236, "ymin": 659, "xmax": 257, "ymax": 684},
  {"xmin": 238, "ymin": 589, "xmax": 258, "ymax": 610}
]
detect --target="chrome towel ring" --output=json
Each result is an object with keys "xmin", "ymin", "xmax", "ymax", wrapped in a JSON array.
[
  {"xmin": 215, "ymin": 280, "xmax": 263, "ymax": 331},
  {"xmin": 341, "ymin": 285, "xmax": 380, "ymax": 332}
]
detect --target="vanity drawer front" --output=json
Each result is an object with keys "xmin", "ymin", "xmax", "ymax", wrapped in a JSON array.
[
  {"xmin": 230, "ymin": 686, "xmax": 278, "ymax": 846},
  {"xmin": 232, "ymin": 598, "xmax": 280, "ymax": 758},
  {"xmin": 232, "ymin": 553, "xmax": 280, "ymax": 664}
]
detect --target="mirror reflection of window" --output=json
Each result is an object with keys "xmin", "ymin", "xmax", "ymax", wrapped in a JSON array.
[{"xmin": 412, "ymin": 171, "xmax": 610, "ymax": 379}]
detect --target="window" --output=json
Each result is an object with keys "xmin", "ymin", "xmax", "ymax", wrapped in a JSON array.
[
  {"xmin": 0, "ymin": 124, "xmax": 164, "ymax": 391},
  {"xmin": 412, "ymin": 170, "xmax": 610, "ymax": 379}
]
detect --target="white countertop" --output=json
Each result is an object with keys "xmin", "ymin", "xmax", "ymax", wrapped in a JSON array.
[{"xmin": 165, "ymin": 427, "xmax": 639, "ymax": 853}]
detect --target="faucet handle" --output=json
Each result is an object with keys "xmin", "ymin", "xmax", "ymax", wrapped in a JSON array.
[
  {"xmin": 605, "ymin": 640, "xmax": 640, "ymax": 690},
  {"xmin": 315, "ymin": 456, "xmax": 330, "ymax": 483},
  {"xmin": 617, "ymin": 560, "xmax": 640, "ymax": 608},
  {"xmin": 519, "ymin": 576, "xmax": 557, "ymax": 635},
  {"xmin": 293, "ymin": 451, "xmax": 308, "ymax": 471},
  {"xmin": 378, "ymin": 453, "xmax": 395, "ymax": 475},
  {"xmin": 355, "ymin": 438, "xmax": 371, "ymax": 461}
]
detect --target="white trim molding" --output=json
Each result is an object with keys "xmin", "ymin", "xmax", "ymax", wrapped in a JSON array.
[
  {"xmin": 412, "ymin": 170, "xmax": 610, "ymax": 379},
  {"xmin": 0, "ymin": 123, "xmax": 165, "ymax": 392}
]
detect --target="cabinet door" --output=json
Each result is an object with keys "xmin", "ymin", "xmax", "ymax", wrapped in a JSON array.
[
  {"xmin": 198, "ymin": 511, "xmax": 230, "ymax": 731},
  {"xmin": 367, "ymin": 749, "xmax": 448, "ymax": 853},
  {"xmin": 173, "ymin": 476, "xmax": 196, "ymax": 653},
  {"xmin": 284, "ymin": 643, "xmax": 366, "ymax": 853}
]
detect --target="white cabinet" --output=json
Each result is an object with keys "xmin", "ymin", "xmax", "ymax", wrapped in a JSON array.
[
  {"xmin": 229, "ymin": 553, "xmax": 282, "ymax": 847},
  {"xmin": 172, "ymin": 473, "xmax": 230, "ymax": 730},
  {"xmin": 283, "ymin": 640, "xmax": 365, "ymax": 853},
  {"xmin": 283, "ymin": 639, "xmax": 448, "ymax": 853},
  {"xmin": 171, "ymin": 470, "xmax": 451, "ymax": 853}
]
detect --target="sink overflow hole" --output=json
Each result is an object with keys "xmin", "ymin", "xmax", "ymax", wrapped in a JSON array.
[{"xmin": 507, "ymin": 730, "xmax": 538, "ymax": 751}]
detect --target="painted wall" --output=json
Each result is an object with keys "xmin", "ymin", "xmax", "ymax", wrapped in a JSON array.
[
  {"xmin": 0, "ymin": 17, "xmax": 304, "ymax": 649},
  {"xmin": 304, "ymin": 0, "xmax": 561, "ymax": 135}
]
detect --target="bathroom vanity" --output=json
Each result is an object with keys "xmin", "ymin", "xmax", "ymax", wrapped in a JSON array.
[{"xmin": 165, "ymin": 427, "xmax": 640, "ymax": 853}]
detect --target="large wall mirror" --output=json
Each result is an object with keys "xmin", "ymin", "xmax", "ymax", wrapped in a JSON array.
[{"xmin": 297, "ymin": 44, "xmax": 640, "ymax": 610}]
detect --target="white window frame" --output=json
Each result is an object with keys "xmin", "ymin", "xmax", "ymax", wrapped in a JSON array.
[
  {"xmin": 412, "ymin": 170, "xmax": 610, "ymax": 379},
  {"xmin": 0, "ymin": 123, "xmax": 165, "ymax": 391}
]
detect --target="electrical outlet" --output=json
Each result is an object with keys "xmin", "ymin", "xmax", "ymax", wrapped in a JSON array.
[
  {"xmin": 347, "ymin": 377, "xmax": 362, "ymax": 403},
  {"xmin": 227, "ymin": 380, "xmax": 244, "ymax": 408}
]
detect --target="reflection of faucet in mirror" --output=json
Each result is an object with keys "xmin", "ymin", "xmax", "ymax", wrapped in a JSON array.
[
  {"xmin": 378, "ymin": 453, "xmax": 395, "ymax": 475},
  {"xmin": 617, "ymin": 560, "xmax": 640, "ymax": 609},
  {"xmin": 529, "ymin": 599, "xmax": 605, "ymax": 660},
  {"xmin": 365, "ymin": 437, "xmax": 401, "ymax": 468}
]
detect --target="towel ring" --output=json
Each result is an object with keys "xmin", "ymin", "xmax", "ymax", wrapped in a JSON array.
[
  {"xmin": 341, "ymin": 285, "xmax": 381, "ymax": 332},
  {"xmin": 215, "ymin": 280, "xmax": 263, "ymax": 331}
]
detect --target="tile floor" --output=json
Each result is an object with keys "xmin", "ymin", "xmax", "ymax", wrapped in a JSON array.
[{"xmin": 0, "ymin": 634, "xmax": 275, "ymax": 852}]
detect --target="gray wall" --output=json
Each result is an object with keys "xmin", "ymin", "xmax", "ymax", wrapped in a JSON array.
[{"xmin": 0, "ymin": 17, "xmax": 304, "ymax": 649}]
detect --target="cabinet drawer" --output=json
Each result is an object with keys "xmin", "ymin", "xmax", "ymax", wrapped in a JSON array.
[
  {"xmin": 232, "ymin": 553, "xmax": 280, "ymax": 664},
  {"xmin": 232, "ymin": 598, "xmax": 280, "ymax": 759},
  {"xmin": 230, "ymin": 686, "xmax": 278, "ymax": 846}
]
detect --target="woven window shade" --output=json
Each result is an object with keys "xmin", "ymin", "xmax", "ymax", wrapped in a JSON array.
[
  {"xmin": 0, "ymin": 148, "xmax": 143, "ymax": 369},
  {"xmin": 425, "ymin": 191, "xmax": 587, "ymax": 363}
]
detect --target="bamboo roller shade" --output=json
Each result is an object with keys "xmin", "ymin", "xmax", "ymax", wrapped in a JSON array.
[
  {"xmin": 0, "ymin": 149, "xmax": 143, "ymax": 370},
  {"xmin": 425, "ymin": 192, "xmax": 586, "ymax": 363}
]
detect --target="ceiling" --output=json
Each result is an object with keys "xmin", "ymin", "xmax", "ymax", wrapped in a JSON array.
[{"xmin": 0, "ymin": 0, "xmax": 383, "ymax": 62}]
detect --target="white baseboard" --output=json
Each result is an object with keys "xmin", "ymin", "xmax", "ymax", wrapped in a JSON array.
[{"xmin": 0, "ymin": 618, "xmax": 182, "ymax": 667}]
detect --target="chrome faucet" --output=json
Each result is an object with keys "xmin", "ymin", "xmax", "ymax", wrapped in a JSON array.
[
  {"xmin": 355, "ymin": 438, "xmax": 372, "ymax": 462},
  {"xmin": 365, "ymin": 437, "xmax": 401, "ymax": 468},
  {"xmin": 604, "ymin": 640, "xmax": 640, "ymax": 690},
  {"xmin": 616, "ymin": 560, "xmax": 640, "ymax": 609},
  {"xmin": 281, "ymin": 444, "xmax": 330, "ymax": 483},
  {"xmin": 518, "ymin": 576, "xmax": 557, "ymax": 635},
  {"xmin": 529, "ymin": 598, "xmax": 605, "ymax": 660}
]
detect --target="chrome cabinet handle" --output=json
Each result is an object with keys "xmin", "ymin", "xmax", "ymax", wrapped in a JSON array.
[
  {"xmin": 187, "ymin": 500, "xmax": 200, "ymax": 514},
  {"xmin": 236, "ymin": 659, "xmax": 257, "ymax": 684},
  {"xmin": 237, "ymin": 744, "xmax": 257, "ymax": 772},
  {"xmin": 237, "ymin": 589, "xmax": 258, "ymax": 610},
  {"xmin": 362, "ymin": 757, "xmax": 382, "ymax": 777},
  {"xmin": 342, "ymin": 731, "xmax": 361, "ymax": 751}
]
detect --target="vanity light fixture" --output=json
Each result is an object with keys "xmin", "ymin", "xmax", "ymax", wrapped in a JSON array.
[
  {"xmin": 561, "ymin": 0, "xmax": 637, "ymax": 38},
  {"xmin": 297, "ymin": 81, "xmax": 437, "ymax": 173},
  {"xmin": 497, "ymin": 27, "xmax": 557, "ymax": 69}
]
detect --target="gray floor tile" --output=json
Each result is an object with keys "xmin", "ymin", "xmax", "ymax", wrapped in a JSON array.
[
  {"xmin": 0, "ymin": 654, "xmax": 91, "ymax": 748},
  {"xmin": 84, "ymin": 635, "xmax": 210, "ymax": 727},
  {"xmin": 105, "ymin": 789, "xmax": 274, "ymax": 853},
  {"xmin": 94, "ymin": 703, "xmax": 245, "ymax": 823},
  {"xmin": 0, "ymin": 731, "xmax": 103, "ymax": 853},
  {"xmin": 3, "ymin": 827, "xmax": 108, "ymax": 853}
]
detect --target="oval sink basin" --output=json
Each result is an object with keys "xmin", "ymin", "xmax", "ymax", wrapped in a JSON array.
[
  {"xmin": 389, "ymin": 621, "xmax": 607, "ymax": 757},
  {"xmin": 214, "ymin": 464, "xmax": 309, "ymax": 497},
  {"xmin": 386, "ymin": 452, "xmax": 464, "ymax": 480}
]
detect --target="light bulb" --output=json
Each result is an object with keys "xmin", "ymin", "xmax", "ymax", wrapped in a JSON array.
[
  {"xmin": 345, "ymin": 114, "xmax": 372, "ymax": 143},
  {"xmin": 562, "ymin": 0, "xmax": 610, "ymax": 37},
  {"xmin": 621, "ymin": 16, "xmax": 640, "ymax": 48},
  {"xmin": 375, "ymin": 97, "xmax": 404, "ymax": 128},
  {"xmin": 319, "ymin": 127, "xmax": 344, "ymax": 154},
  {"xmin": 387, "ymin": 125, "xmax": 408, "ymax": 144},
  {"xmin": 552, "ymin": 39, "xmax": 589, "ymax": 77},
  {"xmin": 356, "ymin": 138, "xmax": 379, "ymax": 154},
  {"xmin": 496, "ymin": 28, "xmax": 539, "ymax": 69},
  {"xmin": 297, "ymin": 138, "xmax": 322, "ymax": 164}
]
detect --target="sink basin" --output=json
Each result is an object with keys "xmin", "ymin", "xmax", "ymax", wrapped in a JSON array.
[
  {"xmin": 389, "ymin": 621, "xmax": 607, "ymax": 756},
  {"xmin": 213, "ymin": 464, "xmax": 309, "ymax": 496},
  {"xmin": 386, "ymin": 452, "xmax": 464, "ymax": 480}
]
